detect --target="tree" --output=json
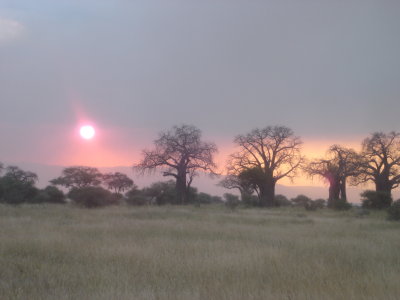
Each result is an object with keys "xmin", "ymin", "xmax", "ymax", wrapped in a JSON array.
[
  {"xmin": 102, "ymin": 172, "xmax": 135, "ymax": 194},
  {"xmin": 50, "ymin": 166, "xmax": 103, "ymax": 189},
  {"xmin": 354, "ymin": 132, "xmax": 400, "ymax": 197},
  {"xmin": 134, "ymin": 124, "xmax": 218, "ymax": 204},
  {"xmin": 305, "ymin": 145, "xmax": 360, "ymax": 208},
  {"xmin": 0, "ymin": 166, "xmax": 39, "ymax": 204},
  {"xmin": 226, "ymin": 126, "xmax": 304, "ymax": 206},
  {"xmin": 218, "ymin": 174, "xmax": 254, "ymax": 202},
  {"xmin": 3, "ymin": 165, "xmax": 38, "ymax": 185}
]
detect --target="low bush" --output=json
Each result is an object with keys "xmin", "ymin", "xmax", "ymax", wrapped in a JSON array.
[
  {"xmin": 331, "ymin": 199, "xmax": 352, "ymax": 210},
  {"xmin": 32, "ymin": 186, "xmax": 66, "ymax": 204},
  {"xmin": 224, "ymin": 193, "xmax": 240, "ymax": 210},
  {"xmin": 275, "ymin": 194, "xmax": 292, "ymax": 207},
  {"xmin": 387, "ymin": 200, "xmax": 400, "ymax": 221},
  {"xmin": 361, "ymin": 190, "xmax": 392, "ymax": 209},
  {"xmin": 68, "ymin": 187, "xmax": 118, "ymax": 208}
]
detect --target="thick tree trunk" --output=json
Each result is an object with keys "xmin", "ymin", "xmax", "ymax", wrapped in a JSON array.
[
  {"xmin": 375, "ymin": 176, "xmax": 393, "ymax": 196},
  {"xmin": 259, "ymin": 181, "xmax": 275, "ymax": 207},
  {"xmin": 176, "ymin": 170, "xmax": 187, "ymax": 204},
  {"xmin": 340, "ymin": 178, "xmax": 347, "ymax": 201},
  {"xmin": 327, "ymin": 177, "xmax": 340, "ymax": 208}
]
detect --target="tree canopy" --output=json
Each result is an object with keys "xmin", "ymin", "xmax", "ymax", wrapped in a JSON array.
[
  {"xmin": 134, "ymin": 124, "xmax": 218, "ymax": 204},
  {"xmin": 354, "ymin": 132, "xmax": 400, "ymax": 196},
  {"xmin": 50, "ymin": 166, "xmax": 103, "ymax": 189},
  {"xmin": 226, "ymin": 126, "xmax": 304, "ymax": 206}
]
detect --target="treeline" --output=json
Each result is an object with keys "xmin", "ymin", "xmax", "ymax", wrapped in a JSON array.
[{"xmin": 1, "ymin": 124, "xmax": 400, "ymax": 220}]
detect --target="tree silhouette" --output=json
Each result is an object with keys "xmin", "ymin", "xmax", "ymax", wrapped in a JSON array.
[
  {"xmin": 134, "ymin": 124, "xmax": 218, "ymax": 204},
  {"xmin": 51, "ymin": 166, "xmax": 103, "ymax": 189},
  {"xmin": 305, "ymin": 145, "xmax": 360, "ymax": 207},
  {"xmin": 218, "ymin": 174, "xmax": 255, "ymax": 201},
  {"xmin": 226, "ymin": 126, "xmax": 304, "ymax": 206},
  {"xmin": 354, "ymin": 132, "xmax": 400, "ymax": 196},
  {"xmin": 102, "ymin": 172, "xmax": 135, "ymax": 194}
]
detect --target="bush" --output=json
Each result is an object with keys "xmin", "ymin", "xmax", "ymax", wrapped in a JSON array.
[
  {"xmin": 142, "ymin": 181, "xmax": 177, "ymax": 205},
  {"xmin": 304, "ymin": 201, "xmax": 318, "ymax": 211},
  {"xmin": 0, "ymin": 177, "xmax": 38, "ymax": 204},
  {"xmin": 275, "ymin": 194, "xmax": 292, "ymax": 207},
  {"xmin": 291, "ymin": 195, "xmax": 312, "ymax": 207},
  {"xmin": 330, "ymin": 198, "xmax": 352, "ymax": 210},
  {"xmin": 224, "ymin": 193, "xmax": 240, "ymax": 210},
  {"xmin": 241, "ymin": 194, "xmax": 259, "ymax": 207},
  {"xmin": 314, "ymin": 199, "xmax": 326, "ymax": 209},
  {"xmin": 210, "ymin": 196, "xmax": 223, "ymax": 204},
  {"xmin": 361, "ymin": 190, "xmax": 392, "ymax": 209},
  {"xmin": 387, "ymin": 200, "xmax": 400, "ymax": 221},
  {"xmin": 196, "ymin": 192, "xmax": 213, "ymax": 204},
  {"xmin": 32, "ymin": 186, "xmax": 66, "ymax": 204},
  {"xmin": 68, "ymin": 187, "xmax": 118, "ymax": 208}
]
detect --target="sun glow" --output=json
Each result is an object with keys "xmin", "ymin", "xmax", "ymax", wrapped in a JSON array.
[{"xmin": 80, "ymin": 125, "xmax": 95, "ymax": 140}]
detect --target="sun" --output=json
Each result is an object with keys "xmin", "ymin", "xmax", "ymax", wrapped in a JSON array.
[{"xmin": 80, "ymin": 125, "xmax": 95, "ymax": 140}]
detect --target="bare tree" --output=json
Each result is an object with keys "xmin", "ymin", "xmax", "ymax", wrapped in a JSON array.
[
  {"xmin": 226, "ymin": 126, "xmax": 304, "ymax": 206},
  {"xmin": 134, "ymin": 124, "xmax": 218, "ymax": 204},
  {"xmin": 305, "ymin": 145, "xmax": 360, "ymax": 207},
  {"xmin": 354, "ymin": 132, "xmax": 400, "ymax": 196}
]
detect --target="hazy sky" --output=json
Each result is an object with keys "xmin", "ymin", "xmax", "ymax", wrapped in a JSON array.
[{"xmin": 1, "ymin": 0, "xmax": 400, "ymax": 169}]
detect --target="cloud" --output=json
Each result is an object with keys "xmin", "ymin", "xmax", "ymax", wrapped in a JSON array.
[{"xmin": 0, "ymin": 17, "xmax": 24, "ymax": 42}]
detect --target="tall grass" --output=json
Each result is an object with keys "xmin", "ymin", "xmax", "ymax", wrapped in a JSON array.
[{"xmin": 0, "ymin": 204, "xmax": 399, "ymax": 299}]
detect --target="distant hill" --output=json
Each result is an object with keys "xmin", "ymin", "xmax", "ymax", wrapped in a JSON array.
[{"xmin": 7, "ymin": 162, "xmax": 400, "ymax": 204}]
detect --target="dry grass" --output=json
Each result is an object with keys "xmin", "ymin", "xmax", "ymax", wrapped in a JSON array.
[{"xmin": 0, "ymin": 204, "xmax": 399, "ymax": 300}]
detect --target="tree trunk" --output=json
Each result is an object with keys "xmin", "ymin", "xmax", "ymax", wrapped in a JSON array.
[
  {"xmin": 327, "ymin": 177, "xmax": 340, "ymax": 208},
  {"xmin": 340, "ymin": 178, "xmax": 347, "ymax": 201},
  {"xmin": 259, "ymin": 180, "xmax": 275, "ymax": 207},
  {"xmin": 176, "ymin": 170, "xmax": 187, "ymax": 204},
  {"xmin": 375, "ymin": 175, "xmax": 393, "ymax": 196}
]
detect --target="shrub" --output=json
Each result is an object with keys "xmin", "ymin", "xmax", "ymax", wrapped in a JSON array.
[
  {"xmin": 210, "ymin": 196, "xmax": 223, "ymax": 204},
  {"xmin": 241, "ymin": 194, "xmax": 259, "ymax": 207},
  {"xmin": 361, "ymin": 190, "xmax": 392, "ymax": 209},
  {"xmin": 291, "ymin": 195, "xmax": 312, "ymax": 207},
  {"xmin": 275, "ymin": 194, "xmax": 291, "ymax": 207},
  {"xmin": 331, "ymin": 198, "xmax": 352, "ymax": 210},
  {"xmin": 0, "ymin": 177, "xmax": 38, "ymax": 204},
  {"xmin": 314, "ymin": 199, "xmax": 326, "ymax": 209},
  {"xmin": 196, "ymin": 192, "xmax": 213, "ymax": 204},
  {"xmin": 387, "ymin": 200, "xmax": 400, "ymax": 221},
  {"xmin": 304, "ymin": 201, "xmax": 318, "ymax": 211},
  {"xmin": 142, "ymin": 181, "xmax": 177, "ymax": 205},
  {"xmin": 224, "ymin": 193, "xmax": 240, "ymax": 210},
  {"xmin": 68, "ymin": 187, "xmax": 117, "ymax": 208},
  {"xmin": 32, "ymin": 186, "xmax": 66, "ymax": 204}
]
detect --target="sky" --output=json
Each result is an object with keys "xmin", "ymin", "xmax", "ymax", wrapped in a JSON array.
[{"xmin": 1, "ymin": 0, "xmax": 400, "ymax": 193}]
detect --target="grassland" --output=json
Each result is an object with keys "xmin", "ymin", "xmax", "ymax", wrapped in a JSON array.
[{"xmin": 0, "ymin": 204, "xmax": 399, "ymax": 300}]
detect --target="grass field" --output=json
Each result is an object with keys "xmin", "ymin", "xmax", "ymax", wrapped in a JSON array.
[{"xmin": 0, "ymin": 204, "xmax": 399, "ymax": 300}]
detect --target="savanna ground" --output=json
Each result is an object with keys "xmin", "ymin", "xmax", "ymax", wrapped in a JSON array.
[{"xmin": 0, "ymin": 204, "xmax": 399, "ymax": 300}]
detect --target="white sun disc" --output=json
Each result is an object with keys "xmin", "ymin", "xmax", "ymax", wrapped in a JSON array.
[{"xmin": 80, "ymin": 125, "xmax": 95, "ymax": 139}]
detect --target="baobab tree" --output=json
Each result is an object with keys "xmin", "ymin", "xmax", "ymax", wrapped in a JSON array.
[
  {"xmin": 226, "ymin": 126, "xmax": 304, "ymax": 206},
  {"xmin": 305, "ymin": 145, "xmax": 360, "ymax": 208},
  {"xmin": 134, "ymin": 124, "xmax": 218, "ymax": 204},
  {"xmin": 355, "ymin": 131, "xmax": 400, "ymax": 197}
]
